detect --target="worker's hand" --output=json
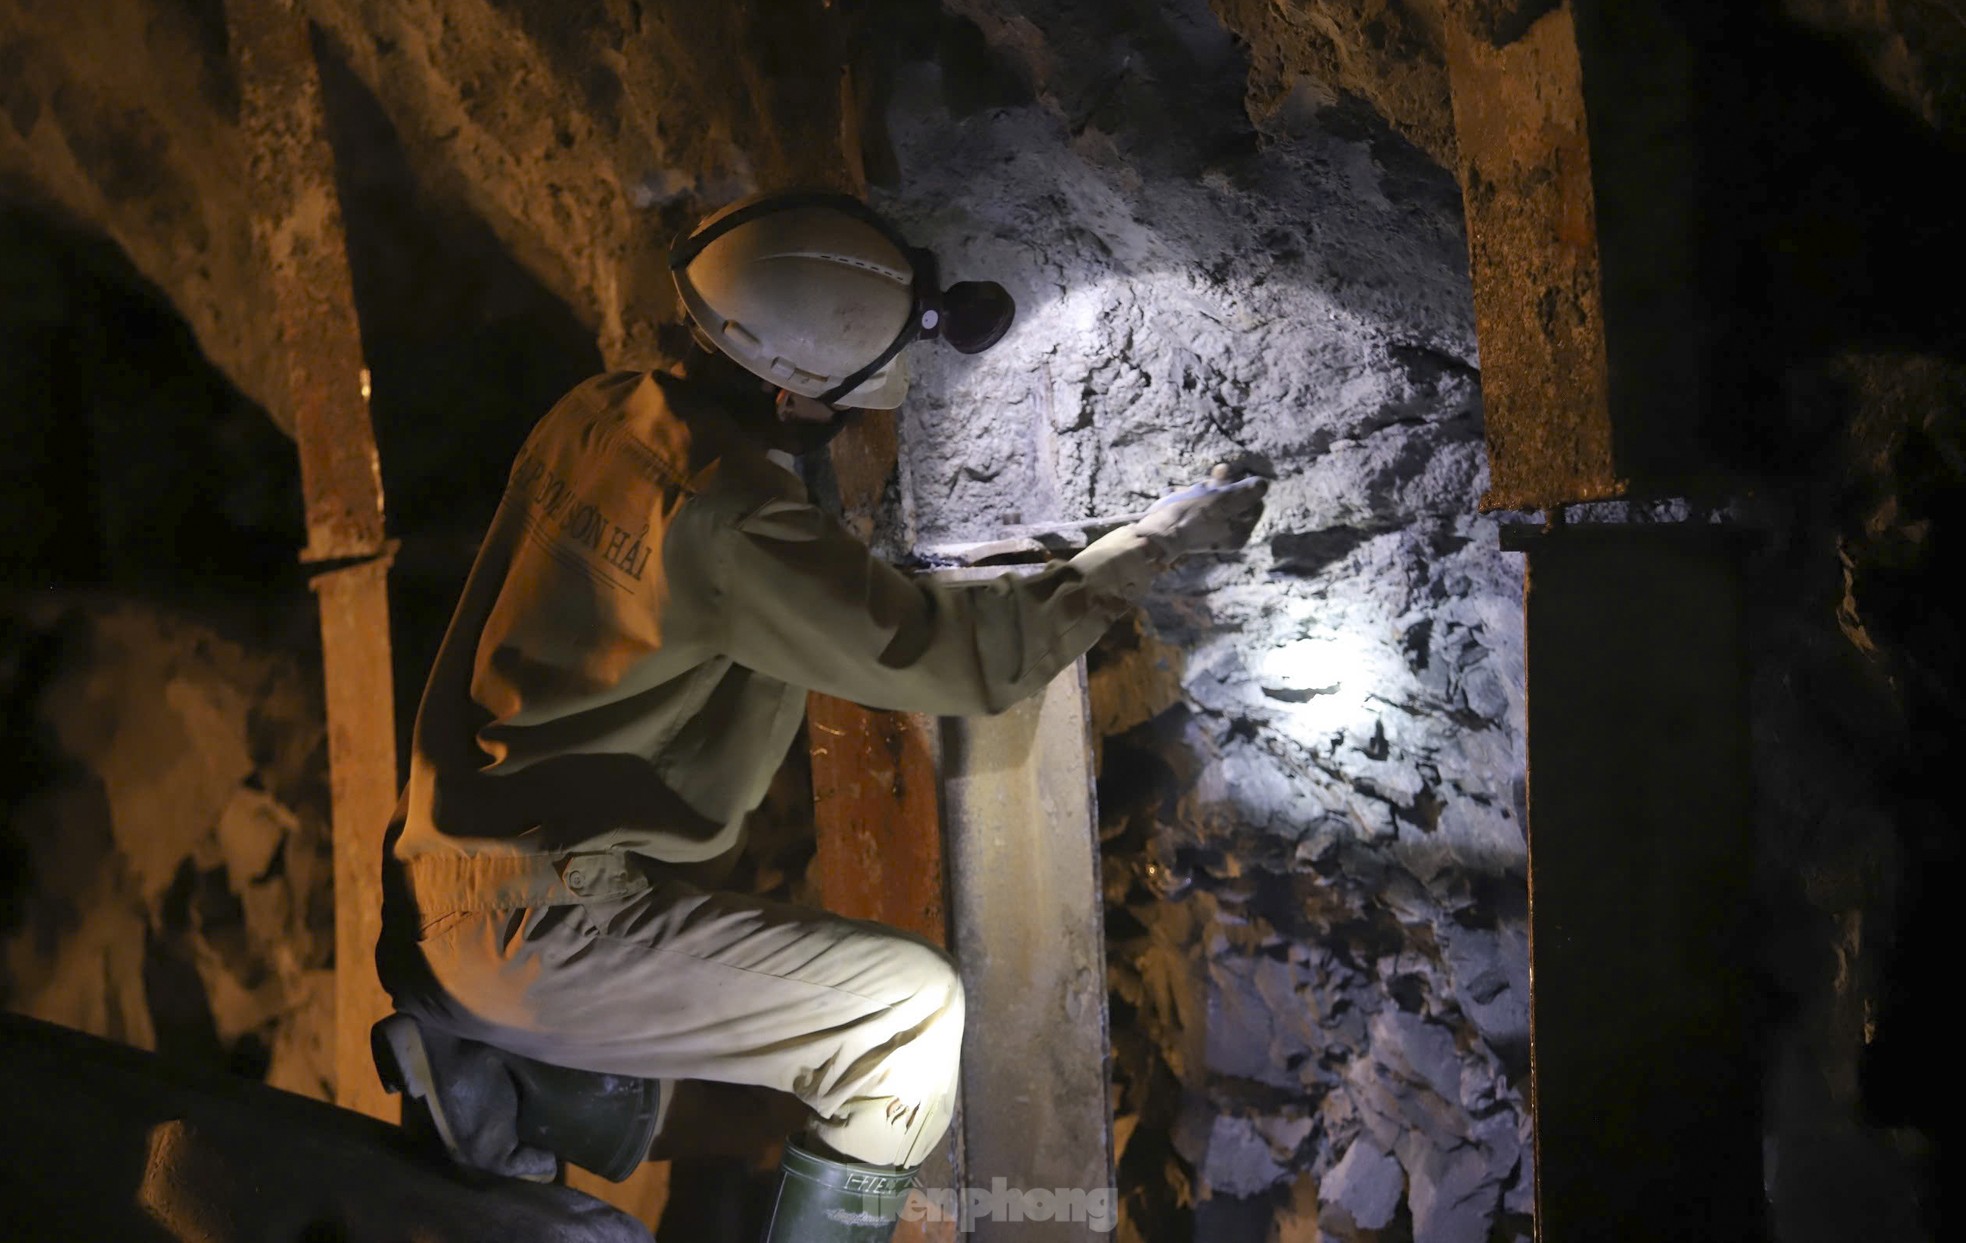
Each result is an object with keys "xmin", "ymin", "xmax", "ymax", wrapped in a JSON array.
[{"xmin": 1134, "ymin": 464, "xmax": 1268, "ymax": 561}]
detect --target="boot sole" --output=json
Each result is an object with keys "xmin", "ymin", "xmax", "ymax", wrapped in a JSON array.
[
  {"xmin": 371, "ymin": 1014, "xmax": 559, "ymax": 1185},
  {"xmin": 372, "ymin": 1014, "xmax": 471, "ymax": 1166}
]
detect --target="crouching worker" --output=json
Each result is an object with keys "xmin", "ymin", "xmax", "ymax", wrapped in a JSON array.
[{"xmin": 370, "ymin": 191, "xmax": 1267, "ymax": 1240}]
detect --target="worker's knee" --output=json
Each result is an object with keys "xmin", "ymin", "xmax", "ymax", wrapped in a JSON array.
[{"xmin": 882, "ymin": 936, "xmax": 965, "ymax": 1034}]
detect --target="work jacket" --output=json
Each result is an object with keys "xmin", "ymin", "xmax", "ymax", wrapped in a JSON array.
[{"xmin": 391, "ymin": 369, "xmax": 1162, "ymax": 886}]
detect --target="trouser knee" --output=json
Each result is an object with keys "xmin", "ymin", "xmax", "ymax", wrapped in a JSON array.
[
  {"xmin": 809, "ymin": 935, "xmax": 965, "ymax": 1167},
  {"xmin": 892, "ymin": 938, "xmax": 965, "ymax": 1042}
]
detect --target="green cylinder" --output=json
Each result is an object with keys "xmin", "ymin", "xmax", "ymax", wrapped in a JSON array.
[{"xmin": 762, "ymin": 1140, "xmax": 919, "ymax": 1242}]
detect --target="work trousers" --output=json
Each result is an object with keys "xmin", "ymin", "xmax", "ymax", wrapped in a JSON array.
[{"xmin": 380, "ymin": 849, "xmax": 964, "ymax": 1169}]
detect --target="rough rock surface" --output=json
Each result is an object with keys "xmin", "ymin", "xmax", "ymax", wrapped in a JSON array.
[
  {"xmin": 867, "ymin": 14, "xmax": 1528, "ymax": 1238},
  {"xmin": 0, "ymin": 598, "xmax": 337, "ymax": 1100},
  {"xmin": 1742, "ymin": 351, "xmax": 1964, "ymax": 1243},
  {"xmin": 1780, "ymin": 0, "xmax": 1966, "ymax": 133}
]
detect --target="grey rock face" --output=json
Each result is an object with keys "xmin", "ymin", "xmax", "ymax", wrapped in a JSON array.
[
  {"xmin": 1321, "ymin": 1138, "xmax": 1403, "ymax": 1231},
  {"xmin": 871, "ymin": 7, "xmax": 1528, "ymax": 1237}
]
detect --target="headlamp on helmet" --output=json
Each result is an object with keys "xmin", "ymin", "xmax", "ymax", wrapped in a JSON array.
[{"xmin": 669, "ymin": 191, "xmax": 1017, "ymax": 410}]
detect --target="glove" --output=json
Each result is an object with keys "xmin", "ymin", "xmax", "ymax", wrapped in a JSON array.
[{"xmin": 1133, "ymin": 464, "xmax": 1269, "ymax": 561}]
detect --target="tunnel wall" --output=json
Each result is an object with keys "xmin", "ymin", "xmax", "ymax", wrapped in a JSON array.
[{"xmin": 868, "ymin": 15, "xmax": 1530, "ymax": 1240}]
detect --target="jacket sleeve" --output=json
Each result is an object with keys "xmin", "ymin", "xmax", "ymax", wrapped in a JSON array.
[{"xmin": 707, "ymin": 493, "xmax": 1164, "ymax": 716}]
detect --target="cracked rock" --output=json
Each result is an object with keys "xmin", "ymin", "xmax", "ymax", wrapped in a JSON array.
[{"xmin": 1322, "ymin": 1138, "xmax": 1405, "ymax": 1231}]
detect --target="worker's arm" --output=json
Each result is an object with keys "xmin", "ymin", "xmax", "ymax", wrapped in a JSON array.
[{"xmin": 704, "ymin": 487, "xmax": 1164, "ymax": 716}]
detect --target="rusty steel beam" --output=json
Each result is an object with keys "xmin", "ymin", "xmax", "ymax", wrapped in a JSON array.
[
  {"xmin": 1446, "ymin": 3, "xmax": 1709, "ymax": 511},
  {"xmin": 308, "ymin": 559, "xmax": 399, "ymax": 1124},
  {"xmin": 1446, "ymin": 5, "xmax": 1618, "ymax": 511},
  {"xmin": 230, "ymin": 0, "xmax": 398, "ymax": 1121},
  {"xmin": 939, "ymin": 653, "xmax": 1113, "ymax": 1243},
  {"xmin": 926, "ymin": 559, "xmax": 1112, "ymax": 1242},
  {"xmin": 809, "ymin": 696, "xmax": 947, "ymax": 940},
  {"xmin": 231, "ymin": 1, "xmax": 385, "ymax": 562},
  {"xmin": 809, "ymin": 652, "xmax": 1114, "ymax": 1243}
]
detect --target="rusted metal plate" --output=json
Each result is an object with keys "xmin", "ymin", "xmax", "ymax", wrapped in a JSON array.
[
  {"xmin": 1445, "ymin": 5, "xmax": 1621, "ymax": 512},
  {"xmin": 809, "ymin": 695, "xmax": 947, "ymax": 940},
  {"xmin": 1522, "ymin": 525, "xmax": 1760, "ymax": 1240},
  {"xmin": 231, "ymin": 0, "xmax": 397, "ymax": 1121},
  {"xmin": 311, "ymin": 557, "xmax": 400, "ymax": 1123},
  {"xmin": 1446, "ymin": 4, "xmax": 1712, "ymax": 510},
  {"xmin": 939, "ymin": 645, "xmax": 1112, "ymax": 1242},
  {"xmin": 230, "ymin": 0, "xmax": 385, "ymax": 562}
]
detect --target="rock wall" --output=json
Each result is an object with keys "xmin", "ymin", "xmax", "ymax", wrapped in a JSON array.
[
  {"xmin": 0, "ymin": 599, "xmax": 336, "ymax": 1101},
  {"xmin": 2, "ymin": 200, "xmax": 334, "ymax": 1098},
  {"xmin": 1744, "ymin": 352, "xmax": 1962, "ymax": 1243},
  {"xmin": 866, "ymin": 9, "xmax": 1528, "ymax": 1240}
]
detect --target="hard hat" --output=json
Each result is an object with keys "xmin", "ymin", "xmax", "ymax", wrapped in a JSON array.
[{"xmin": 669, "ymin": 191, "xmax": 1016, "ymax": 410}]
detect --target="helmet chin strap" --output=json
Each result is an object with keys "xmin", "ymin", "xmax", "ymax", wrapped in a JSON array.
[{"xmin": 817, "ymin": 299, "xmax": 930, "ymax": 405}]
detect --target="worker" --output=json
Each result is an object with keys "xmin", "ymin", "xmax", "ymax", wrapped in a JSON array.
[{"xmin": 369, "ymin": 190, "xmax": 1267, "ymax": 1240}]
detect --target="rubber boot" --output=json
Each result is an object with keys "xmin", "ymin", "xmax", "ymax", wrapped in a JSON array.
[
  {"xmin": 372, "ymin": 1013, "xmax": 663, "ymax": 1183},
  {"xmin": 760, "ymin": 1138, "xmax": 919, "ymax": 1242},
  {"xmin": 502, "ymin": 1053, "xmax": 665, "ymax": 1182}
]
